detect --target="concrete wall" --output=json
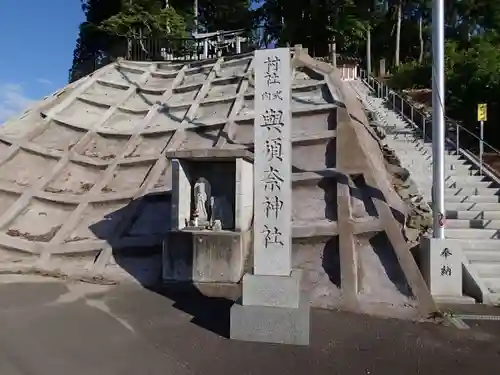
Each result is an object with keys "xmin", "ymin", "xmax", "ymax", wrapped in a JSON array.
[
  {"xmin": 235, "ymin": 158, "xmax": 253, "ymax": 231},
  {"xmin": 171, "ymin": 159, "xmax": 191, "ymax": 230}
]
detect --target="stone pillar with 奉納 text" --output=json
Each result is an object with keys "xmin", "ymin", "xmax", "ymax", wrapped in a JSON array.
[
  {"xmin": 230, "ymin": 48, "xmax": 310, "ymax": 346},
  {"xmin": 421, "ymin": 237, "xmax": 474, "ymax": 304}
]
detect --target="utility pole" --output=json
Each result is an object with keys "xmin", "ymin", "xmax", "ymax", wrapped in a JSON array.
[{"xmin": 431, "ymin": 0, "xmax": 446, "ymax": 238}]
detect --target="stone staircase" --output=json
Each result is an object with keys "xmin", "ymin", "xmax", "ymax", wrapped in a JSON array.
[{"xmin": 350, "ymin": 79, "xmax": 500, "ymax": 305}]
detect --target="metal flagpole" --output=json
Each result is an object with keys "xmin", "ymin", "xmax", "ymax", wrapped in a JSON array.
[{"xmin": 432, "ymin": 0, "xmax": 446, "ymax": 239}]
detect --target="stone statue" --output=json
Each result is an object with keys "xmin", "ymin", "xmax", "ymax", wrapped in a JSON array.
[
  {"xmin": 210, "ymin": 195, "xmax": 233, "ymax": 229},
  {"xmin": 212, "ymin": 220, "xmax": 222, "ymax": 231},
  {"xmin": 193, "ymin": 178, "xmax": 211, "ymax": 225}
]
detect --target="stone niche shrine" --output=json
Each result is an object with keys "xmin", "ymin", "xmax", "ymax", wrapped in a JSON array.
[{"xmin": 163, "ymin": 149, "xmax": 254, "ymax": 284}]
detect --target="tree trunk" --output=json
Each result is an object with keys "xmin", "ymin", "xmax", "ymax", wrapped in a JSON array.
[
  {"xmin": 395, "ymin": 1, "xmax": 402, "ymax": 67},
  {"xmin": 367, "ymin": 26, "xmax": 372, "ymax": 74},
  {"xmin": 418, "ymin": 14, "xmax": 423, "ymax": 63},
  {"xmin": 127, "ymin": 38, "xmax": 132, "ymax": 60}
]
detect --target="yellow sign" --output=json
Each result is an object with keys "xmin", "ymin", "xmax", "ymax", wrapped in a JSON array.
[{"xmin": 478, "ymin": 103, "xmax": 487, "ymax": 121}]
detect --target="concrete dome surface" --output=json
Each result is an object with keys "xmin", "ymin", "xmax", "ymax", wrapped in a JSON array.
[{"xmin": 0, "ymin": 51, "xmax": 342, "ymax": 275}]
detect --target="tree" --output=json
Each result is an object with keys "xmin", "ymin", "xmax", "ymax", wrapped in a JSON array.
[
  {"xmin": 259, "ymin": 0, "xmax": 366, "ymax": 57},
  {"xmin": 101, "ymin": 1, "xmax": 187, "ymax": 39},
  {"xmin": 69, "ymin": 0, "xmax": 122, "ymax": 82},
  {"xmin": 169, "ymin": 0, "xmax": 255, "ymax": 32},
  {"xmin": 394, "ymin": 0, "xmax": 403, "ymax": 66},
  {"xmin": 100, "ymin": 0, "xmax": 188, "ymax": 59},
  {"xmin": 69, "ymin": 0, "xmax": 188, "ymax": 82}
]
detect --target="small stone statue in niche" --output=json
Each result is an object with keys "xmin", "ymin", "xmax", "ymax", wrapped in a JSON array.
[
  {"xmin": 193, "ymin": 178, "xmax": 211, "ymax": 226},
  {"xmin": 210, "ymin": 195, "xmax": 233, "ymax": 230}
]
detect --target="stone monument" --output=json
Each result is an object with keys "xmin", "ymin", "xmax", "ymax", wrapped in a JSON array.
[
  {"xmin": 193, "ymin": 177, "xmax": 211, "ymax": 226},
  {"xmin": 421, "ymin": 237, "xmax": 474, "ymax": 304},
  {"xmin": 230, "ymin": 47, "xmax": 310, "ymax": 346}
]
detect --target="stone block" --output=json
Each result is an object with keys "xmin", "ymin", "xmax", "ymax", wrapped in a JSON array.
[
  {"xmin": 420, "ymin": 237, "xmax": 463, "ymax": 298},
  {"xmin": 163, "ymin": 231, "xmax": 193, "ymax": 281},
  {"xmin": 230, "ymin": 292, "xmax": 310, "ymax": 346},
  {"xmin": 235, "ymin": 158, "xmax": 254, "ymax": 232},
  {"xmin": 171, "ymin": 159, "xmax": 191, "ymax": 230},
  {"xmin": 163, "ymin": 230, "xmax": 251, "ymax": 283},
  {"xmin": 242, "ymin": 270, "xmax": 302, "ymax": 308}
]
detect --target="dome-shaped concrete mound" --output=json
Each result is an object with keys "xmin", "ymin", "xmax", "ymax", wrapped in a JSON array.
[
  {"xmin": 0, "ymin": 47, "xmax": 435, "ymax": 317},
  {"xmin": 0, "ymin": 50, "xmax": 339, "ymax": 267}
]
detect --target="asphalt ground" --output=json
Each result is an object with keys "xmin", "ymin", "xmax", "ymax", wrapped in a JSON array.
[{"xmin": 1, "ymin": 276, "xmax": 500, "ymax": 375}]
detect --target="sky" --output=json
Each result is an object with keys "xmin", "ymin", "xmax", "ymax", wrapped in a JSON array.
[
  {"xmin": 0, "ymin": 0, "xmax": 85, "ymax": 123},
  {"xmin": 0, "ymin": 0, "xmax": 267, "ymax": 124}
]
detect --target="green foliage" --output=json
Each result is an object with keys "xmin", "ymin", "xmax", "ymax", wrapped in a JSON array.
[
  {"xmin": 69, "ymin": 0, "xmax": 122, "ymax": 82},
  {"xmin": 100, "ymin": 2, "xmax": 188, "ymax": 38},
  {"xmin": 260, "ymin": 0, "xmax": 369, "ymax": 56},
  {"xmin": 70, "ymin": 0, "xmax": 256, "ymax": 83},
  {"xmin": 389, "ymin": 60, "xmax": 430, "ymax": 89},
  {"xmin": 69, "ymin": 0, "xmax": 500, "ymax": 149},
  {"xmin": 446, "ymin": 34, "xmax": 500, "ymax": 144},
  {"xmin": 389, "ymin": 32, "xmax": 500, "ymax": 148},
  {"xmin": 198, "ymin": 0, "xmax": 254, "ymax": 32}
]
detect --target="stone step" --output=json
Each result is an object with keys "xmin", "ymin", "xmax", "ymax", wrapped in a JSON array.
[
  {"xmin": 447, "ymin": 210, "xmax": 500, "ymax": 220},
  {"xmin": 445, "ymin": 195, "xmax": 500, "ymax": 203},
  {"xmin": 446, "ymin": 187, "xmax": 500, "ymax": 196},
  {"xmin": 447, "ymin": 168, "xmax": 477, "ymax": 176},
  {"xmin": 453, "ymin": 239, "xmax": 500, "ymax": 250},
  {"xmin": 446, "ymin": 228, "xmax": 500, "ymax": 240},
  {"xmin": 446, "ymin": 202, "xmax": 500, "ymax": 211},
  {"xmin": 446, "ymin": 181, "xmax": 493, "ymax": 189},
  {"xmin": 417, "ymin": 183, "xmax": 485, "ymax": 191},
  {"xmin": 389, "ymin": 145, "xmax": 425, "ymax": 155},
  {"xmin": 446, "ymin": 175, "xmax": 488, "ymax": 183},
  {"xmin": 447, "ymin": 219, "xmax": 500, "ymax": 229},
  {"xmin": 391, "ymin": 149, "xmax": 460, "ymax": 159},
  {"xmin": 465, "ymin": 250, "xmax": 500, "ymax": 263},
  {"xmin": 473, "ymin": 263, "xmax": 500, "ymax": 278},
  {"xmin": 448, "ymin": 163, "xmax": 475, "ymax": 170},
  {"xmin": 357, "ymin": 80, "xmax": 500, "ymax": 304},
  {"xmin": 445, "ymin": 170, "xmax": 480, "ymax": 177},
  {"xmin": 403, "ymin": 167, "xmax": 471, "ymax": 176},
  {"xmin": 483, "ymin": 279, "xmax": 500, "ymax": 294},
  {"xmin": 443, "ymin": 175, "xmax": 482, "ymax": 183},
  {"xmin": 386, "ymin": 144, "xmax": 426, "ymax": 151}
]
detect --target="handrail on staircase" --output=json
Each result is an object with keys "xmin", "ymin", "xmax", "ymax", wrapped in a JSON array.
[{"xmin": 358, "ymin": 69, "xmax": 500, "ymax": 183}]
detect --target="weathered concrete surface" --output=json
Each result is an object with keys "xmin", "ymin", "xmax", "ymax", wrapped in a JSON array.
[
  {"xmin": 0, "ymin": 277, "xmax": 500, "ymax": 375},
  {"xmin": 0, "ymin": 48, "xmax": 434, "ymax": 317}
]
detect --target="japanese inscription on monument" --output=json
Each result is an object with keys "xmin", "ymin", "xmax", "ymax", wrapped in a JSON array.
[
  {"xmin": 423, "ymin": 238, "xmax": 462, "ymax": 298},
  {"xmin": 440, "ymin": 247, "xmax": 453, "ymax": 276},
  {"xmin": 253, "ymin": 48, "xmax": 292, "ymax": 276}
]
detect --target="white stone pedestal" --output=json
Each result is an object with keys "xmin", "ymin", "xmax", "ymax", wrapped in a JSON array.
[
  {"xmin": 420, "ymin": 237, "xmax": 474, "ymax": 304},
  {"xmin": 230, "ymin": 270, "xmax": 310, "ymax": 345}
]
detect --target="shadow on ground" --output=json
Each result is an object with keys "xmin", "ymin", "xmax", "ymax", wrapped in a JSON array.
[
  {"xmin": 88, "ymin": 192, "xmax": 235, "ymax": 338},
  {"xmin": 149, "ymin": 284, "xmax": 235, "ymax": 338}
]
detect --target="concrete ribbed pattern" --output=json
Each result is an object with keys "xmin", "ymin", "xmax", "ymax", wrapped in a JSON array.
[{"xmin": 0, "ymin": 52, "xmax": 342, "ymax": 277}]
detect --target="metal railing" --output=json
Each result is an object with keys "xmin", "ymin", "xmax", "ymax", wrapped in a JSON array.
[
  {"xmin": 123, "ymin": 31, "xmax": 252, "ymax": 62},
  {"xmin": 358, "ymin": 69, "xmax": 500, "ymax": 180},
  {"xmin": 70, "ymin": 30, "xmax": 254, "ymax": 82}
]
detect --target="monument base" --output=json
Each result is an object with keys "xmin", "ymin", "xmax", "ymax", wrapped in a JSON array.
[
  {"xmin": 433, "ymin": 295, "xmax": 476, "ymax": 305},
  {"xmin": 162, "ymin": 230, "xmax": 251, "ymax": 284},
  {"xmin": 230, "ymin": 270, "xmax": 310, "ymax": 346}
]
